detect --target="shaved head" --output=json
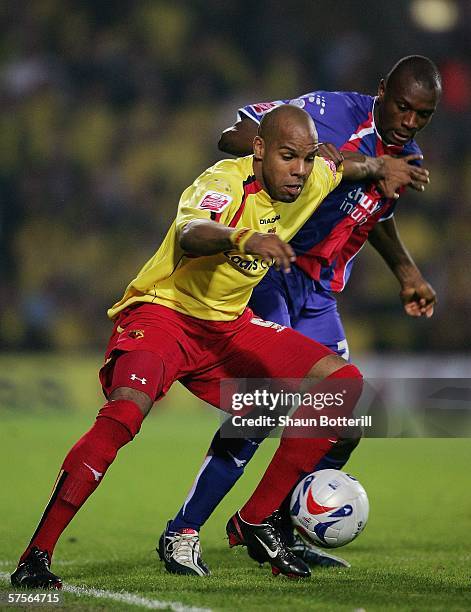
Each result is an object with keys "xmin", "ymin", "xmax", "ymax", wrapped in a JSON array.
[
  {"xmin": 258, "ymin": 105, "xmax": 318, "ymax": 146},
  {"xmin": 252, "ymin": 104, "xmax": 320, "ymax": 203}
]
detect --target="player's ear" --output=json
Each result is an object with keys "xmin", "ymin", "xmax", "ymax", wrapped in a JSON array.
[
  {"xmin": 377, "ymin": 79, "xmax": 386, "ymax": 101},
  {"xmin": 253, "ymin": 136, "xmax": 264, "ymax": 161}
]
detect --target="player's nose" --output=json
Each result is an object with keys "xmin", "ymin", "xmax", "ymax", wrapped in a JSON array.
[
  {"xmin": 402, "ymin": 110, "xmax": 419, "ymax": 130},
  {"xmin": 291, "ymin": 159, "xmax": 307, "ymax": 178}
]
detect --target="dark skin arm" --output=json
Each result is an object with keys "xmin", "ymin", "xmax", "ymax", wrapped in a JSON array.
[
  {"xmin": 219, "ymin": 117, "xmax": 436, "ymax": 315},
  {"xmin": 180, "ymin": 219, "xmax": 296, "ymax": 272},
  {"xmin": 218, "ymin": 117, "xmax": 258, "ymax": 156},
  {"xmin": 368, "ymin": 217, "xmax": 436, "ymax": 318},
  {"xmin": 319, "ymin": 144, "xmax": 429, "ymax": 197},
  {"xmin": 219, "ymin": 118, "xmax": 430, "ymax": 198}
]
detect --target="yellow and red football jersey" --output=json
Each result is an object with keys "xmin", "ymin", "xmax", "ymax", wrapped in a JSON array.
[{"xmin": 108, "ymin": 155, "xmax": 342, "ymax": 321}]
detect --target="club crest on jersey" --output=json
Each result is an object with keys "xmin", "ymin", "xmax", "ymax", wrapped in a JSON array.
[
  {"xmin": 197, "ymin": 190, "xmax": 233, "ymax": 212},
  {"xmin": 252, "ymin": 101, "xmax": 280, "ymax": 114},
  {"xmin": 128, "ymin": 329, "xmax": 145, "ymax": 339}
]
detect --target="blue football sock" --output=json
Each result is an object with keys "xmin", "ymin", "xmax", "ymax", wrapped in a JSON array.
[
  {"xmin": 169, "ymin": 431, "xmax": 262, "ymax": 532},
  {"xmin": 314, "ymin": 435, "xmax": 361, "ymax": 471},
  {"xmin": 314, "ymin": 453, "xmax": 350, "ymax": 471}
]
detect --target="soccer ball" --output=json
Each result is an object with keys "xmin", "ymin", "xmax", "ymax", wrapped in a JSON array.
[{"xmin": 290, "ymin": 469, "xmax": 369, "ymax": 548}]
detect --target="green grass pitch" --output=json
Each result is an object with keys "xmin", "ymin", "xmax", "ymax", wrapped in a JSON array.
[{"xmin": 1, "ymin": 385, "xmax": 471, "ymax": 611}]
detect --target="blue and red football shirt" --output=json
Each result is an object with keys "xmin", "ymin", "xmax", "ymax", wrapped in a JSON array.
[{"xmin": 238, "ymin": 91, "xmax": 422, "ymax": 292}]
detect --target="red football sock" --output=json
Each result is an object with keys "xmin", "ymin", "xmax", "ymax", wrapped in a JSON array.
[
  {"xmin": 20, "ymin": 400, "xmax": 143, "ymax": 562},
  {"xmin": 240, "ymin": 364, "xmax": 363, "ymax": 524},
  {"xmin": 239, "ymin": 438, "xmax": 335, "ymax": 525}
]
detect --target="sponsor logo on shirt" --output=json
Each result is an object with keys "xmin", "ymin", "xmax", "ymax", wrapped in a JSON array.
[
  {"xmin": 339, "ymin": 186, "xmax": 383, "ymax": 224},
  {"xmin": 197, "ymin": 191, "xmax": 233, "ymax": 212},
  {"xmin": 260, "ymin": 214, "xmax": 280, "ymax": 224},
  {"xmin": 223, "ymin": 252, "xmax": 273, "ymax": 272}
]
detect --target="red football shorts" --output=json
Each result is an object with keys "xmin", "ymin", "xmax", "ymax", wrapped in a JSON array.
[{"xmin": 99, "ymin": 303, "xmax": 334, "ymax": 410}]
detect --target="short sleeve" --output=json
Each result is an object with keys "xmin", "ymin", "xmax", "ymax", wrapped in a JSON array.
[
  {"xmin": 317, "ymin": 156, "xmax": 343, "ymax": 195},
  {"xmin": 175, "ymin": 169, "xmax": 242, "ymax": 234},
  {"xmin": 237, "ymin": 100, "xmax": 285, "ymax": 124}
]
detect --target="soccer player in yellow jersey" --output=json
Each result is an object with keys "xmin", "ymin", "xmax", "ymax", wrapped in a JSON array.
[{"xmin": 11, "ymin": 104, "xmax": 429, "ymax": 584}]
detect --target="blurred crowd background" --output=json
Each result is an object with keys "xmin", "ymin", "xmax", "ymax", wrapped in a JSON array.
[{"xmin": 1, "ymin": 0, "xmax": 470, "ymax": 354}]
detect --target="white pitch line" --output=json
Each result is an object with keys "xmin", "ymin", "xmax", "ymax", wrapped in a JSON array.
[
  {"xmin": 0, "ymin": 560, "xmax": 78, "ymax": 567},
  {"xmin": 0, "ymin": 572, "xmax": 212, "ymax": 612}
]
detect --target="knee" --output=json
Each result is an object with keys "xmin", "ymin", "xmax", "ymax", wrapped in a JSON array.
[
  {"xmin": 328, "ymin": 361, "xmax": 363, "ymax": 381},
  {"xmin": 109, "ymin": 387, "xmax": 153, "ymax": 417},
  {"xmin": 303, "ymin": 361, "xmax": 363, "ymax": 406},
  {"xmin": 335, "ymin": 362, "xmax": 363, "ymax": 380},
  {"xmin": 306, "ymin": 354, "xmax": 363, "ymax": 381},
  {"xmin": 98, "ymin": 399, "xmax": 144, "ymax": 439},
  {"xmin": 326, "ymin": 363, "xmax": 363, "ymax": 399}
]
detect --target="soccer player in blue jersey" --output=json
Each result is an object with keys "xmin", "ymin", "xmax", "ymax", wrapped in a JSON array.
[{"xmin": 158, "ymin": 56, "xmax": 441, "ymax": 575}]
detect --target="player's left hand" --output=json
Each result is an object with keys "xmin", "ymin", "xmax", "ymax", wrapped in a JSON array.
[
  {"xmin": 400, "ymin": 278, "xmax": 437, "ymax": 318},
  {"xmin": 318, "ymin": 143, "xmax": 344, "ymax": 168},
  {"xmin": 377, "ymin": 154, "xmax": 430, "ymax": 199}
]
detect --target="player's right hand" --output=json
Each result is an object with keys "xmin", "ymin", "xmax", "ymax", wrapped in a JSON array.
[{"xmin": 245, "ymin": 233, "xmax": 296, "ymax": 272}]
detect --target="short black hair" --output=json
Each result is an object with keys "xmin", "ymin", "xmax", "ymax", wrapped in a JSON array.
[{"xmin": 386, "ymin": 55, "xmax": 442, "ymax": 93}]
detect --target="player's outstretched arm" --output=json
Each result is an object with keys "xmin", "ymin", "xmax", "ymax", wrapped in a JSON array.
[
  {"xmin": 368, "ymin": 217, "xmax": 436, "ymax": 318},
  {"xmin": 218, "ymin": 118, "xmax": 258, "ymax": 156},
  {"xmin": 180, "ymin": 219, "xmax": 296, "ymax": 272},
  {"xmin": 341, "ymin": 153, "xmax": 430, "ymax": 199}
]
